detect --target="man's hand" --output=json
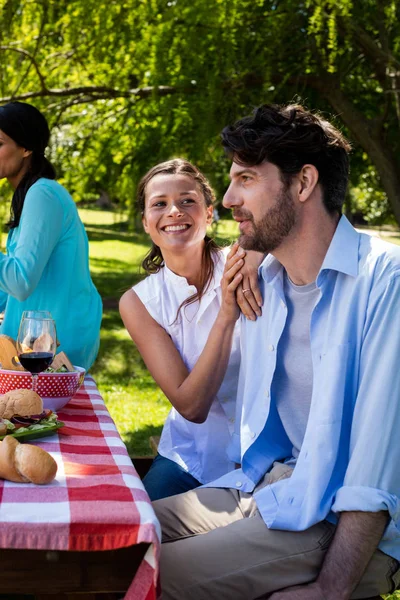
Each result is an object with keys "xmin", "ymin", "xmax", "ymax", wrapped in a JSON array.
[{"xmin": 269, "ymin": 581, "xmax": 326, "ymax": 599}]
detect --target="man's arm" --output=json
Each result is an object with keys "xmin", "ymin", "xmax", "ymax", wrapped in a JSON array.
[{"xmin": 270, "ymin": 510, "xmax": 388, "ymax": 599}]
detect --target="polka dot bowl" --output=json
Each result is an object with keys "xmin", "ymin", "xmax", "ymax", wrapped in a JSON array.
[{"xmin": 0, "ymin": 366, "xmax": 86, "ymax": 412}]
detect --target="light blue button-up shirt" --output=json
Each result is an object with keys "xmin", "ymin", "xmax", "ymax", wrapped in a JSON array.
[{"xmin": 205, "ymin": 216, "xmax": 400, "ymax": 560}]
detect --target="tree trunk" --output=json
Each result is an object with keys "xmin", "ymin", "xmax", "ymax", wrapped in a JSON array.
[{"xmin": 319, "ymin": 82, "xmax": 400, "ymax": 226}]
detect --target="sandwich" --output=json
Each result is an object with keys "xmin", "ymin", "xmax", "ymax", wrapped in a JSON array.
[{"xmin": 0, "ymin": 389, "xmax": 63, "ymax": 439}]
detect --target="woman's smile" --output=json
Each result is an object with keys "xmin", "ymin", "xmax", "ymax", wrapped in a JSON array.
[{"xmin": 162, "ymin": 223, "xmax": 191, "ymax": 233}]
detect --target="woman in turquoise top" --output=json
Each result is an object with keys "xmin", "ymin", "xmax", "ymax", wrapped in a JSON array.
[{"xmin": 0, "ymin": 101, "xmax": 102, "ymax": 370}]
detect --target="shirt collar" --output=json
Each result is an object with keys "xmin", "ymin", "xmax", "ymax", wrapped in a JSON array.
[
  {"xmin": 164, "ymin": 264, "xmax": 192, "ymax": 288},
  {"xmin": 317, "ymin": 215, "xmax": 359, "ymax": 281},
  {"xmin": 164, "ymin": 250, "xmax": 224, "ymax": 291},
  {"xmin": 259, "ymin": 215, "xmax": 360, "ymax": 286}
]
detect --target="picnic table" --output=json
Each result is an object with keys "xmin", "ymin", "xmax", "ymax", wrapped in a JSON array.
[{"xmin": 0, "ymin": 376, "xmax": 160, "ymax": 599}]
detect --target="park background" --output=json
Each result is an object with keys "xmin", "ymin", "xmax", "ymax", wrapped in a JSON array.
[{"xmin": 1, "ymin": 3, "xmax": 400, "ymax": 595}]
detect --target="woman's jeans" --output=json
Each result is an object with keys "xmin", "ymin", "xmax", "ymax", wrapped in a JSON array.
[{"xmin": 142, "ymin": 453, "xmax": 201, "ymax": 501}]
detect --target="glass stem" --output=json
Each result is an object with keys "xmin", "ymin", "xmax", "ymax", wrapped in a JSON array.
[{"xmin": 32, "ymin": 374, "xmax": 38, "ymax": 393}]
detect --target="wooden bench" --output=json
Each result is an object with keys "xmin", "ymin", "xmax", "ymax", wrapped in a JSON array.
[
  {"xmin": 149, "ymin": 435, "xmax": 160, "ymax": 455},
  {"xmin": 129, "ymin": 437, "xmax": 160, "ymax": 480}
]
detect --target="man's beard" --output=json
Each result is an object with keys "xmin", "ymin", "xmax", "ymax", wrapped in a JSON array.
[{"xmin": 236, "ymin": 187, "xmax": 296, "ymax": 254}]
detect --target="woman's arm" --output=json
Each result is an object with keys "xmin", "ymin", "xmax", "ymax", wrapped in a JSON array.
[
  {"xmin": 119, "ymin": 243, "xmax": 244, "ymax": 423},
  {"xmin": 0, "ymin": 183, "xmax": 64, "ymax": 300}
]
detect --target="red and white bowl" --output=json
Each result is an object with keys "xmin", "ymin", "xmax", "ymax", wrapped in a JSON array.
[{"xmin": 0, "ymin": 366, "xmax": 86, "ymax": 412}]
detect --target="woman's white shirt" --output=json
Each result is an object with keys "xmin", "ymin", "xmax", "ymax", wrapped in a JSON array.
[{"xmin": 133, "ymin": 249, "xmax": 240, "ymax": 484}]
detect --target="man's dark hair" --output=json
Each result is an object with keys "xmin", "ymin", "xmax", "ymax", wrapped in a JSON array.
[{"xmin": 221, "ymin": 103, "xmax": 351, "ymax": 214}]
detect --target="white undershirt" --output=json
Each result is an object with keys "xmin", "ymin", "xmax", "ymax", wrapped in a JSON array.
[{"xmin": 272, "ymin": 272, "xmax": 319, "ymax": 466}]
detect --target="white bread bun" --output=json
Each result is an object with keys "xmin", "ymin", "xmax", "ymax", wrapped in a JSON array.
[
  {"xmin": 0, "ymin": 436, "xmax": 57, "ymax": 484},
  {"xmin": 0, "ymin": 436, "xmax": 28, "ymax": 482},
  {"xmin": 0, "ymin": 334, "xmax": 25, "ymax": 371},
  {"xmin": 14, "ymin": 442, "xmax": 58, "ymax": 484},
  {"xmin": 0, "ymin": 389, "xmax": 43, "ymax": 420},
  {"xmin": 32, "ymin": 333, "xmax": 54, "ymax": 353}
]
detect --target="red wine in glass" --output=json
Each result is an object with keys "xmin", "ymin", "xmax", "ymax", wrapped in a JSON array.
[
  {"xmin": 18, "ymin": 352, "xmax": 54, "ymax": 373},
  {"xmin": 17, "ymin": 312, "xmax": 57, "ymax": 392}
]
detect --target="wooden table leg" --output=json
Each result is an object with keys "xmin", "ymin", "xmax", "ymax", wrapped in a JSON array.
[{"xmin": 0, "ymin": 544, "xmax": 149, "ymax": 597}]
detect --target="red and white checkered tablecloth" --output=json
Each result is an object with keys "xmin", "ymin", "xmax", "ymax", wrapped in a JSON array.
[{"xmin": 0, "ymin": 375, "xmax": 161, "ymax": 600}]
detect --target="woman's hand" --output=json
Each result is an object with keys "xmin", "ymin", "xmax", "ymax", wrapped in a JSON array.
[
  {"xmin": 219, "ymin": 242, "xmax": 246, "ymax": 323},
  {"xmin": 236, "ymin": 250, "xmax": 264, "ymax": 321}
]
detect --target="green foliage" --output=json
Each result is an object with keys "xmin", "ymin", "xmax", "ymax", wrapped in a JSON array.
[
  {"xmin": 351, "ymin": 166, "xmax": 394, "ymax": 225},
  {"xmin": 1, "ymin": 0, "xmax": 400, "ymax": 223}
]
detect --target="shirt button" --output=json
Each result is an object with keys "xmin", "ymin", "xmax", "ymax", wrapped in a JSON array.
[
  {"xmin": 250, "ymin": 432, "xmax": 256, "ymax": 439},
  {"xmin": 264, "ymin": 390, "xmax": 270, "ymax": 398},
  {"xmin": 268, "ymin": 344, "xmax": 275, "ymax": 352},
  {"xmin": 236, "ymin": 481, "xmax": 243, "ymax": 488},
  {"xmin": 229, "ymin": 417, "xmax": 235, "ymax": 424},
  {"xmin": 288, "ymin": 497, "xmax": 294, "ymax": 504},
  {"xmin": 281, "ymin": 300, "xmax": 286, "ymax": 308}
]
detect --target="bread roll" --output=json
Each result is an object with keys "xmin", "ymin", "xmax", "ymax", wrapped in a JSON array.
[
  {"xmin": 0, "ymin": 335, "xmax": 25, "ymax": 371},
  {"xmin": 32, "ymin": 333, "xmax": 54, "ymax": 353},
  {"xmin": 0, "ymin": 436, "xmax": 27, "ymax": 482},
  {"xmin": 0, "ymin": 389, "xmax": 43, "ymax": 420},
  {"xmin": 0, "ymin": 436, "xmax": 57, "ymax": 484}
]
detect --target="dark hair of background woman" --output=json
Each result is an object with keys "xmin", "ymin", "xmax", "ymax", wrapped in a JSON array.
[
  {"xmin": 137, "ymin": 158, "xmax": 220, "ymax": 316},
  {"xmin": 0, "ymin": 101, "xmax": 56, "ymax": 229}
]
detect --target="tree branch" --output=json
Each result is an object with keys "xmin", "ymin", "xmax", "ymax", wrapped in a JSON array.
[
  {"xmin": 0, "ymin": 83, "xmax": 195, "ymax": 104},
  {"xmin": 338, "ymin": 19, "xmax": 400, "ymax": 72},
  {"xmin": 0, "ymin": 45, "xmax": 48, "ymax": 92}
]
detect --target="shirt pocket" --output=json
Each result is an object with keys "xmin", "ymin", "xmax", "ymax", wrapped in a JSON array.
[{"xmin": 313, "ymin": 342, "xmax": 351, "ymax": 425}]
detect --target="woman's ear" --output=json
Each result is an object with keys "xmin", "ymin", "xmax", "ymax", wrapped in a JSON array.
[
  {"xmin": 142, "ymin": 214, "xmax": 149, "ymax": 233},
  {"xmin": 22, "ymin": 149, "xmax": 33, "ymax": 159}
]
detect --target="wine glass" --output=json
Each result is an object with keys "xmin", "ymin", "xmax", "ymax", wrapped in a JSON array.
[{"xmin": 16, "ymin": 312, "xmax": 57, "ymax": 393}]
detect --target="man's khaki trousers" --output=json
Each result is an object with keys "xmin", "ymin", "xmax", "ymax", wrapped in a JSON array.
[{"xmin": 153, "ymin": 465, "xmax": 400, "ymax": 600}]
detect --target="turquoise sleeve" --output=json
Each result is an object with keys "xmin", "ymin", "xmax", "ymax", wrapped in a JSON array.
[
  {"xmin": 0, "ymin": 289, "xmax": 7, "ymax": 311},
  {"xmin": 0, "ymin": 184, "xmax": 64, "ymax": 300}
]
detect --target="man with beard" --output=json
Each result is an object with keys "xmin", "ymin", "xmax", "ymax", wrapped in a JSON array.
[{"xmin": 153, "ymin": 104, "xmax": 400, "ymax": 600}]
